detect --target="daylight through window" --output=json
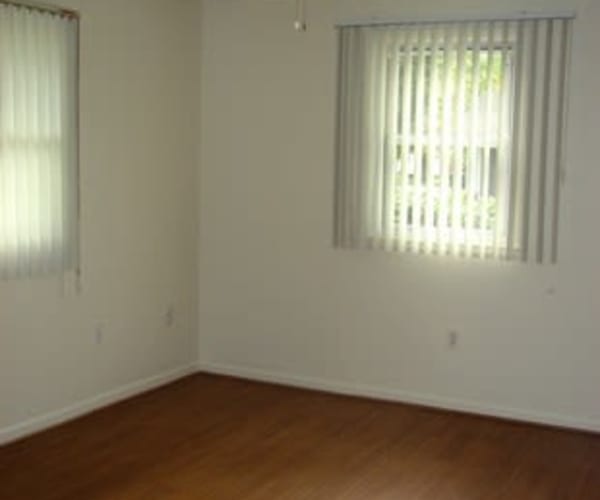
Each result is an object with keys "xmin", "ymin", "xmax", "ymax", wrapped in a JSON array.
[
  {"xmin": 0, "ymin": 4, "xmax": 79, "ymax": 279},
  {"xmin": 335, "ymin": 17, "xmax": 572, "ymax": 263}
]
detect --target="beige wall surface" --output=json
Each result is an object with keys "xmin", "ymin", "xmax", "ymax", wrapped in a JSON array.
[
  {"xmin": 3, "ymin": 0, "xmax": 600, "ymax": 439},
  {"xmin": 0, "ymin": 0, "xmax": 201, "ymax": 434},
  {"xmin": 198, "ymin": 0, "xmax": 600, "ymax": 430}
]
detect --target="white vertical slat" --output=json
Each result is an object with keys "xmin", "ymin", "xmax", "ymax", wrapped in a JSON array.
[
  {"xmin": 438, "ymin": 23, "xmax": 456, "ymax": 256},
  {"xmin": 493, "ymin": 21, "xmax": 512, "ymax": 259},
  {"xmin": 536, "ymin": 20, "xmax": 555, "ymax": 263},
  {"xmin": 37, "ymin": 12, "xmax": 51, "ymax": 273},
  {"xmin": 23, "ymin": 9, "xmax": 34, "ymax": 274},
  {"xmin": 24, "ymin": 9, "xmax": 35, "ymax": 274},
  {"xmin": 36, "ymin": 12, "xmax": 49, "ymax": 272},
  {"xmin": 363, "ymin": 30, "xmax": 383, "ymax": 248},
  {"xmin": 348, "ymin": 29, "xmax": 360, "ymax": 247},
  {"xmin": 374, "ymin": 31, "xmax": 389, "ymax": 249},
  {"xmin": 334, "ymin": 29, "xmax": 348, "ymax": 247},
  {"xmin": 465, "ymin": 22, "xmax": 482, "ymax": 258},
  {"xmin": 6, "ymin": 7, "xmax": 18, "ymax": 277},
  {"xmin": 57, "ymin": 12, "xmax": 70, "ymax": 271},
  {"xmin": 411, "ymin": 26, "xmax": 428, "ymax": 253},
  {"xmin": 524, "ymin": 20, "xmax": 546, "ymax": 263},
  {"xmin": 63, "ymin": 16, "xmax": 79, "ymax": 271},
  {"xmin": 49, "ymin": 11, "xmax": 63, "ymax": 270},
  {"xmin": 0, "ymin": 7, "xmax": 11, "ymax": 277},
  {"xmin": 30, "ymin": 12, "xmax": 42, "ymax": 274},
  {"xmin": 540, "ymin": 20, "xmax": 561, "ymax": 265},
  {"xmin": 424, "ymin": 25, "xmax": 441, "ymax": 255},
  {"xmin": 391, "ymin": 31, "xmax": 405, "ymax": 252},
  {"xmin": 22, "ymin": 10, "xmax": 34, "ymax": 275},
  {"xmin": 479, "ymin": 22, "xmax": 495, "ymax": 258},
  {"xmin": 398, "ymin": 27, "xmax": 415, "ymax": 252},
  {"xmin": 521, "ymin": 20, "xmax": 541, "ymax": 262},
  {"xmin": 507, "ymin": 21, "xmax": 528, "ymax": 259},
  {"xmin": 344, "ymin": 29, "xmax": 360, "ymax": 247},
  {"xmin": 451, "ymin": 24, "xmax": 469, "ymax": 256},
  {"xmin": 384, "ymin": 31, "xmax": 401, "ymax": 250},
  {"xmin": 0, "ymin": 9, "xmax": 9, "ymax": 278},
  {"xmin": 346, "ymin": 28, "xmax": 363, "ymax": 248},
  {"xmin": 13, "ymin": 7, "xmax": 27, "ymax": 276},
  {"xmin": 551, "ymin": 20, "xmax": 571, "ymax": 264}
]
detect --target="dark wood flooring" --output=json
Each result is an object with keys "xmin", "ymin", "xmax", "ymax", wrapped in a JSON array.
[{"xmin": 1, "ymin": 374, "xmax": 599, "ymax": 499}]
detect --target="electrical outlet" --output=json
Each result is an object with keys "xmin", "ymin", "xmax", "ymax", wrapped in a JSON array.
[
  {"xmin": 94, "ymin": 323, "xmax": 105, "ymax": 345},
  {"xmin": 294, "ymin": 20, "xmax": 307, "ymax": 31},
  {"xmin": 448, "ymin": 330, "xmax": 459, "ymax": 349},
  {"xmin": 165, "ymin": 305, "xmax": 175, "ymax": 328}
]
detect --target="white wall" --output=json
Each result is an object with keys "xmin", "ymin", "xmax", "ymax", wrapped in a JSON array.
[
  {"xmin": 2, "ymin": 0, "xmax": 598, "ymax": 442},
  {"xmin": 198, "ymin": 0, "xmax": 600, "ymax": 430},
  {"xmin": 0, "ymin": 0, "xmax": 201, "ymax": 440}
]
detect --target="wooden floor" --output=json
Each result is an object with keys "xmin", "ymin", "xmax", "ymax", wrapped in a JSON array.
[{"xmin": 1, "ymin": 375, "xmax": 599, "ymax": 500}]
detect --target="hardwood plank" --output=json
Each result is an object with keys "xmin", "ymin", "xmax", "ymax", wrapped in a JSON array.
[{"xmin": 1, "ymin": 374, "xmax": 598, "ymax": 500}]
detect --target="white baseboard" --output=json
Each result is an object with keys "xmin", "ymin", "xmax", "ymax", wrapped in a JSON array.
[
  {"xmin": 0, "ymin": 364, "xmax": 196, "ymax": 446},
  {"xmin": 3, "ymin": 361, "xmax": 597, "ymax": 446},
  {"xmin": 198, "ymin": 361, "xmax": 600, "ymax": 434}
]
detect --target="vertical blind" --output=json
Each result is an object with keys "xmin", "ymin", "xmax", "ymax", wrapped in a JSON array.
[
  {"xmin": 0, "ymin": 3, "xmax": 79, "ymax": 279},
  {"xmin": 334, "ymin": 16, "xmax": 573, "ymax": 263}
]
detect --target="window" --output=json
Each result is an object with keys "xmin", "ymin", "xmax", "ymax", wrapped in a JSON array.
[
  {"xmin": 335, "ymin": 17, "xmax": 572, "ymax": 263},
  {"xmin": 0, "ymin": 3, "xmax": 79, "ymax": 279}
]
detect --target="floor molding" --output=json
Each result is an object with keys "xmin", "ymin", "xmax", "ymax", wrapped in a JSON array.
[
  {"xmin": 198, "ymin": 361, "xmax": 600, "ymax": 434},
  {"xmin": 0, "ymin": 364, "xmax": 196, "ymax": 446},
  {"xmin": 3, "ymin": 361, "xmax": 597, "ymax": 446}
]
